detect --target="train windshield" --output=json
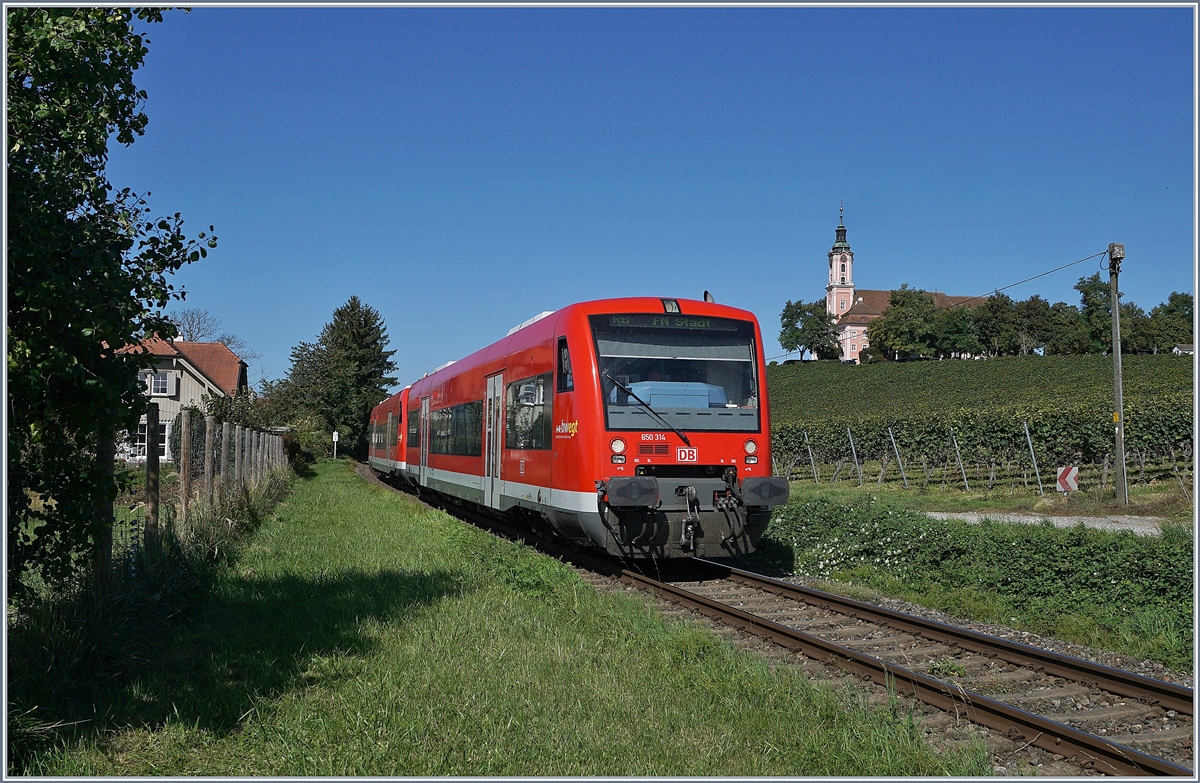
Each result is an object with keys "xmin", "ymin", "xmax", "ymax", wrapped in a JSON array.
[{"xmin": 589, "ymin": 313, "xmax": 760, "ymax": 433}]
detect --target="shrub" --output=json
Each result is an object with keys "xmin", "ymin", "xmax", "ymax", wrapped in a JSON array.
[{"xmin": 760, "ymin": 498, "xmax": 1194, "ymax": 668}]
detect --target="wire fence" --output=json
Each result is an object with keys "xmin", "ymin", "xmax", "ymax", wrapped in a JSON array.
[
  {"xmin": 107, "ymin": 406, "xmax": 289, "ymax": 578},
  {"xmin": 773, "ymin": 420, "xmax": 1194, "ymax": 498}
]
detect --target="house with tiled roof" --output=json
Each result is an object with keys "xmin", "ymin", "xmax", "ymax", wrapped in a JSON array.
[
  {"xmin": 119, "ymin": 337, "xmax": 249, "ymax": 461},
  {"xmin": 823, "ymin": 210, "xmax": 976, "ymax": 363}
]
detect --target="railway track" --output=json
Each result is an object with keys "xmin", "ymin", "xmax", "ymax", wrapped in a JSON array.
[
  {"xmin": 366, "ymin": 467, "xmax": 1194, "ymax": 776},
  {"xmin": 641, "ymin": 559, "xmax": 1194, "ymax": 777}
]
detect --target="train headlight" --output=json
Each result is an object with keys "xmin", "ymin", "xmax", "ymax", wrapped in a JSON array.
[
  {"xmin": 610, "ymin": 438, "xmax": 627, "ymax": 454},
  {"xmin": 744, "ymin": 439, "xmax": 758, "ymax": 455}
]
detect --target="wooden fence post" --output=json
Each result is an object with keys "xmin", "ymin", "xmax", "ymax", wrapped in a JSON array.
[
  {"xmin": 253, "ymin": 430, "xmax": 261, "ymax": 484},
  {"xmin": 220, "ymin": 420, "xmax": 231, "ymax": 499},
  {"xmin": 146, "ymin": 403, "xmax": 160, "ymax": 552},
  {"xmin": 204, "ymin": 415, "xmax": 215, "ymax": 507},
  {"xmin": 180, "ymin": 409, "xmax": 192, "ymax": 522},
  {"xmin": 234, "ymin": 424, "xmax": 243, "ymax": 492},
  {"xmin": 92, "ymin": 432, "xmax": 115, "ymax": 595}
]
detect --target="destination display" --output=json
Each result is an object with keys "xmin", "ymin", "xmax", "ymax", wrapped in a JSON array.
[{"xmin": 596, "ymin": 314, "xmax": 743, "ymax": 331}]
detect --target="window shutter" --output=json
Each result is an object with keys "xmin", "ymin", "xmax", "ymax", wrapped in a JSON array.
[{"xmin": 166, "ymin": 372, "xmax": 178, "ymax": 397}]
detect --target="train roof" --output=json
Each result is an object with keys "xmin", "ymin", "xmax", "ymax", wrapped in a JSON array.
[{"xmin": 416, "ymin": 296, "xmax": 762, "ymax": 385}]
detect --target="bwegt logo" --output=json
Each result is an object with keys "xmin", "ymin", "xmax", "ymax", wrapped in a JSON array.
[{"xmin": 555, "ymin": 420, "xmax": 579, "ymax": 437}]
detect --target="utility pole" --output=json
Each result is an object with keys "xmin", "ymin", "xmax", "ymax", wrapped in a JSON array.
[{"xmin": 1109, "ymin": 243, "xmax": 1128, "ymax": 505}]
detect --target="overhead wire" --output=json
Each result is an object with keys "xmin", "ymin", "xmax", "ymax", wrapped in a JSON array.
[
  {"xmin": 932, "ymin": 249, "xmax": 1109, "ymax": 312},
  {"xmin": 770, "ymin": 248, "xmax": 1113, "ymax": 362}
]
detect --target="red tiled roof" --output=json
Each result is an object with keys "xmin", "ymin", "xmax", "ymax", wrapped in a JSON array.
[
  {"xmin": 116, "ymin": 335, "xmax": 179, "ymax": 357},
  {"xmin": 120, "ymin": 337, "xmax": 247, "ymax": 396},
  {"xmin": 932, "ymin": 293, "xmax": 979, "ymax": 309},
  {"xmin": 837, "ymin": 289, "xmax": 981, "ymax": 325},
  {"xmin": 174, "ymin": 341, "xmax": 247, "ymax": 396}
]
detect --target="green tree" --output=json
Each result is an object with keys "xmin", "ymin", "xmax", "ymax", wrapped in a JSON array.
[
  {"xmin": 1045, "ymin": 302, "xmax": 1089, "ymax": 355},
  {"xmin": 1119, "ymin": 301, "xmax": 1151, "ymax": 354},
  {"xmin": 7, "ymin": 8, "xmax": 215, "ymax": 599},
  {"xmin": 931, "ymin": 306, "xmax": 982, "ymax": 358},
  {"xmin": 1145, "ymin": 292, "xmax": 1193, "ymax": 353},
  {"xmin": 1015, "ymin": 295, "xmax": 1056, "ymax": 355},
  {"xmin": 265, "ymin": 297, "xmax": 398, "ymax": 459},
  {"xmin": 866, "ymin": 284, "xmax": 937, "ymax": 360},
  {"xmin": 1075, "ymin": 273, "xmax": 1118, "ymax": 353},
  {"xmin": 779, "ymin": 299, "xmax": 839, "ymax": 360},
  {"xmin": 975, "ymin": 292, "xmax": 1021, "ymax": 356}
]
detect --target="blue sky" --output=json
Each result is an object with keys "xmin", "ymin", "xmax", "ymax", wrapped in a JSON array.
[{"xmin": 106, "ymin": 6, "xmax": 1196, "ymax": 389}]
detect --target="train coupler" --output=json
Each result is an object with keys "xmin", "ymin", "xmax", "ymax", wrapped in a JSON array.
[{"xmin": 676, "ymin": 485, "xmax": 701, "ymax": 550}]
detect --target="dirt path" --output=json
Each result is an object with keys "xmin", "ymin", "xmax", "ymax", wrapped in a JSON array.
[{"xmin": 923, "ymin": 511, "xmax": 1173, "ymax": 536}]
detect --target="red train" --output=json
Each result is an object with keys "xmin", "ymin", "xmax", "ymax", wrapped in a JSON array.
[{"xmin": 369, "ymin": 297, "xmax": 789, "ymax": 558}]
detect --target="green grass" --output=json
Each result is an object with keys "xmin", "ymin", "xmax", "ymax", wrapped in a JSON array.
[
  {"xmin": 745, "ymin": 495, "xmax": 1194, "ymax": 670},
  {"xmin": 16, "ymin": 461, "xmax": 989, "ymax": 776},
  {"xmin": 766, "ymin": 354, "xmax": 1191, "ymax": 426}
]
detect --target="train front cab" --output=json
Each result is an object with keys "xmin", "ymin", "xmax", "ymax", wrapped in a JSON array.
[{"xmin": 548, "ymin": 300, "xmax": 790, "ymax": 559}]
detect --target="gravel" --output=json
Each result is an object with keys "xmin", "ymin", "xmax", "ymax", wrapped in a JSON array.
[
  {"xmin": 922, "ymin": 511, "xmax": 1171, "ymax": 537},
  {"xmin": 770, "ymin": 571, "xmax": 1194, "ymax": 689}
]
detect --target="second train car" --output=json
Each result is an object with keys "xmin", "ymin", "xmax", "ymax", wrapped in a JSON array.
[{"xmin": 369, "ymin": 297, "xmax": 789, "ymax": 558}]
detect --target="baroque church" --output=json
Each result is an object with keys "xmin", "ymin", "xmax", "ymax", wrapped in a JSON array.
[{"xmin": 824, "ymin": 209, "xmax": 974, "ymax": 363}]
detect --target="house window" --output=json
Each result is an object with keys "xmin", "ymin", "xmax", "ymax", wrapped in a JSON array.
[
  {"xmin": 147, "ymin": 372, "xmax": 175, "ymax": 397},
  {"xmin": 852, "ymin": 344, "xmax": 858, "ymax": 352},
  {"xmin": 839, "ymin": 300, "xmax": 846, "ymax": 311},
  {"xmin": 840, "ymin": 263, "xmax": 846, "ymax": 274},
  {"xmin": 135, "ymin": 423, "xmax": 168, "ymax": 458}
]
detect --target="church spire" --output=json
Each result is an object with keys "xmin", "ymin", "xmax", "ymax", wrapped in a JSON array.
[{"xmin": 833, "ymin": 203, "xmax": 849, "ymax": 249}]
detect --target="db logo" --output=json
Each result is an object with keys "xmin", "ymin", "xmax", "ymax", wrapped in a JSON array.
[{"xmin": 677, "ymin": 447, "xmax": 698, "ymax": 462}]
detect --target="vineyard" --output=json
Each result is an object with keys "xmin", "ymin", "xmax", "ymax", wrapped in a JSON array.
[{"xmin": 766, "ymin": 355, "xmax": 1194, "ymax": 494}]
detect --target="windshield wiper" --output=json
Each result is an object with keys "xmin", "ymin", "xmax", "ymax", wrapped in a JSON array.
[{"xmin": 602, "ymin": 372, "xmax": 692, "ymax": 447}]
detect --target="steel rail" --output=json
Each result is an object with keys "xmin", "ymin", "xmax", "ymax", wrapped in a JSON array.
[
  {"xmin": 694, "ymin": 558, "xmax": 1195, "ymax": 718},
  {"xmin": 617, "ymin": 565, "xmax": 1192, "ymax": 777},
  {"xmin": 379, "ymin": 476, "xmax": 1192, "ymax": 776}
]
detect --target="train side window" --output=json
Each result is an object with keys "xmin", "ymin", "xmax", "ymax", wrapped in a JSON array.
[
  {"xmin": 430, "ymin": 401, "xmax": 483, "ymax": 456},
  {"xmin": 556, "ymin": 337, "xmax": 573, "ymax": 393},
  {"xmin": 407, "ymin": 407, "xmax": 420, "ymax": 447},
  {"xmin": 506, "ymin": 373, "xmax": 552, "ymax": 450}
]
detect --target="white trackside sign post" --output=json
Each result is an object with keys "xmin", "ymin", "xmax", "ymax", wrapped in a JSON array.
[
  {"xmin": 1056, "ymin": 465, "xmax": 1079, "ymax": 493},
  {"xmin": 333, "ymin": 430, "xmax": 338, "ymax": 460}
]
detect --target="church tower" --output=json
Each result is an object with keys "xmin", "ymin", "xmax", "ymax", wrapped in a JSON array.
[{"xmin": 825, "ymin": 204, "xmax": 855, "ymax": 319}]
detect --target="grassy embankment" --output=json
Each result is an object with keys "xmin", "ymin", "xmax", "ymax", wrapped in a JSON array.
[
  {"xmin": 755, "ymin": 355, "xmax": 1194, "ymax": 669},
  {"xmin": 18, "ymin": 461, "xmax": 989, "ymax": 776},
  {"xmin": 747, "ymin": 498, "xmax": 1193, "ymax": 669}
]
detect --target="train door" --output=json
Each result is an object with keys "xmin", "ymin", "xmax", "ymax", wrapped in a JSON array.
[
  {"xmin": 419, "ymin": 396, "xmax": 430, "ymax": 486},
  {"xmin": 386, "ymin": 411, "xmax": 394, "ymax": 466},
  {"xmin": 483, "ymin": 373, "xmax": 504, "ymax": 509}
]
